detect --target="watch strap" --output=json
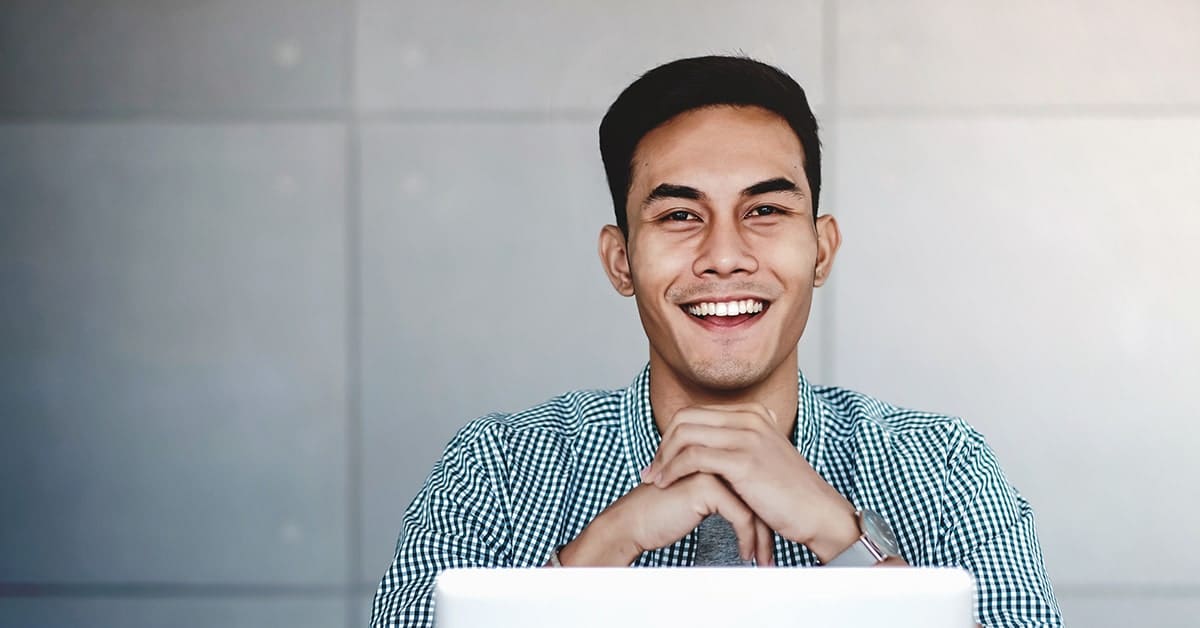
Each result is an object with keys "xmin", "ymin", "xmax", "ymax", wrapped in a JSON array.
[
  {"xmin": 824, "ymin": 509, "xmax": 894, "ymax": 567},
  {"xmin": 824, "ymin": 535, "xmax": 882, "ymax": 567}
]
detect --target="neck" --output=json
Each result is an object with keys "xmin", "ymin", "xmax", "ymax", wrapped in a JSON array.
[{"xmin": 647, "ymin": 349, "xmax": 800, "ymax": 440}]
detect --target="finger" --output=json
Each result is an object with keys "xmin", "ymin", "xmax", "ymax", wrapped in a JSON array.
[
  {"xmin": 700, "ymin": 479, "xmax": 759, "ymax": 562},
  {"xmin": 755, "ymin": 518, "xmax": 774, "ymax": 567},
  {"xmin": 655, "ymin": 407, "xmax": 774, "ymax": 478},
  {"xmin": 691, "ymin": 402, "xmax": 777, "ymax": 427},
  {"xmin": 690, "ymin": 401, "xmax": 773, "ymax": 416},
  {"xmin": 650, "ymin": 423, "xmax": 751, "ymax": 481},
  {"xmin": 667, "ymin": 405, "xmax": 777, "ymax": 439},
  {"xmin": 664, "ymin": 406, "xmax": 765, "ymax": 436},
  {"xmin": 659, "ymin": 408, "xmax": 774, "ymax": 458},
  {"xmin": 655, "ymin": 444, "xmax": 745, "ymax": 488}
]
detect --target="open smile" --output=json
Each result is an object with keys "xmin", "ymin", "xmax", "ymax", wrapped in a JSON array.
[{"xmin": 680, "ymin": 298, "xmax": 769, "ymax": 329}]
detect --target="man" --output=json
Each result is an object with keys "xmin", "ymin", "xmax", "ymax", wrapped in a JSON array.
[{"xmin": 372, "ymin": 56, "xmax": 1061, "ymax": 627}]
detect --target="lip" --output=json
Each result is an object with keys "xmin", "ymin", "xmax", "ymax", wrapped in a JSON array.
[
  {"xmin": 678, "ymin": 294, "xmax": 771, "ymax": 307},
  {"xmin": 678, "ymin": 299, "xmax": 770, "ymax": 331}
]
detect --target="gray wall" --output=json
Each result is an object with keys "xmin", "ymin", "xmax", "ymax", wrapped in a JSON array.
[{"xmin": 1, "ymin": 1, "xmax": 1198, "ymax": 626}]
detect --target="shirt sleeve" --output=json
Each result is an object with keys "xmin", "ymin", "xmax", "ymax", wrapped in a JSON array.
[
  {"xmin": 370, "ymin": 419, "xmax": 513, "ymax": 628},
  {"xmin": 938, "ymin": 424, "xmax": 1064, "ymax": 627}
]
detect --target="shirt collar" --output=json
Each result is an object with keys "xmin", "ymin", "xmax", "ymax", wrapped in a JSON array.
[
  {"xmin": 619, "ymin": 364, "xmax": 823, "ymax": 481},
  {"xmin": 619, "ymin": 364, "xmax": 658, "ymax": 484}
]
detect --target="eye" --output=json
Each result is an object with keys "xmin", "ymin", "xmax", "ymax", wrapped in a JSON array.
[
  {"xmin": 663, "ymin": 210, "xmax": 699, "ymax": 222},
  {"xmin": 747, "ymin": 205, "xmax": 781, "ymax": 217}
]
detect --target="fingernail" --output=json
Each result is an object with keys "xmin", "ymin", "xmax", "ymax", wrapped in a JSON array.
[
  {"xmin": 767, "ymin": 408, "xmax": 777, "ymax": 421},
  {"xmin": 640, "ymin": 464, "xmax": 652, "ymax": 482}
]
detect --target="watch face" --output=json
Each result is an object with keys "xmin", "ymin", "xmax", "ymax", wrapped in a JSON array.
[{"xmin": 861, "ymin": 509, "xmax": 900, "ymax": 556}]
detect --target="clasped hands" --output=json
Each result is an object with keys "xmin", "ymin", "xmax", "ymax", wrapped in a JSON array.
[{"xmin": 560, "ymin": 403, "xmax": 861, "ymax": 567}]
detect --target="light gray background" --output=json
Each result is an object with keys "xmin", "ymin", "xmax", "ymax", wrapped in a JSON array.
[{"xmin": 1, "ymin": 1, "xmax": 1197, "ymax": 626}]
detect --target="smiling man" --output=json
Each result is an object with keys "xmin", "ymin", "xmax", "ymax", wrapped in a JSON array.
[{"xmin": 372, "ymin": 56, "xmax": 1062, "ymax": 627}]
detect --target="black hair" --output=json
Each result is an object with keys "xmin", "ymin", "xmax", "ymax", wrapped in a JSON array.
[{"xmin": 599, "ymin": 55, "xmax": 821, "ymax": 236}]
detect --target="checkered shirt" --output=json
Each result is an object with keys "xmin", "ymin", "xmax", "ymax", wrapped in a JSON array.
[{"xmin": 371, "ymin": 366, "xmax": 1062, "ymax": 627}]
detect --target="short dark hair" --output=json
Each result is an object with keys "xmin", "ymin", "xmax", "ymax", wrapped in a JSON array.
[{"xmin": 599, "ymin": 55, "xmax": 822, "ymax": 236}]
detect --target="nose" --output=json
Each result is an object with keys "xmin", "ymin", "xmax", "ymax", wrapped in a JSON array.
[{"xmin": 692, "ymin": 219, "xmax": 758, "ymax": 278}]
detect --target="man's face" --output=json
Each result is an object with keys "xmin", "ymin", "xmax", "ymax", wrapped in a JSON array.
[{"xmin": 600, "ymin": 105, "xmax": 839, "ymax": 392}]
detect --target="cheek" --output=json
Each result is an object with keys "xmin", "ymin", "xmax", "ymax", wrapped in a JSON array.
[
  {"xmin": 763, "ymin": 235, "xmax": 819, "ymax": 283},
  {"xmin": 629, "ymin": 237, "xmax": 691, "ymax": 290}
]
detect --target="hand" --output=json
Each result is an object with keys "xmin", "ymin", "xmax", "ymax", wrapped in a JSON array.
[
  {"xmin": 645, "ymin": 403, "xmax": 859, "ymax": 561},
  {"xmin": 557, "ymin": 473, "xmax": 774, "ymax": 567}
]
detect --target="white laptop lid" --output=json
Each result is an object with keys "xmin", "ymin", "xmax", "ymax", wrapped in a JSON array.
[{"xmin": 434, "ymin": 567, "xmax": 975, "ymax": 628}]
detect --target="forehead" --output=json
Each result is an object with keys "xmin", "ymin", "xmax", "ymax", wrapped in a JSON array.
[{"xmin": 629, "ymin": 106, "xmax": 807, "ymax": 192}]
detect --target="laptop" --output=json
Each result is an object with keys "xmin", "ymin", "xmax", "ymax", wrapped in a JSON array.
[{"xmin": 434, "ymin": 566, "xmax": 975, "ymax": 627}]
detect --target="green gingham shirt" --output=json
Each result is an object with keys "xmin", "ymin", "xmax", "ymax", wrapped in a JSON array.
[{"xmin": 372, "ymin": 366, "xmax": 1062, "ymax": 627}]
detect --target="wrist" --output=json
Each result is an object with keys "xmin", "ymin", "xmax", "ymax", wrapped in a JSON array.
[
  {"xmin": 820, "ymin": 508, "xmax": 904, "ymax": 567},
  {"xmin": 557, "ymin": 510, "xmax": 641, "ymax": 567},
  {"xmin": 804, "ymin": 503, "xmax": 861, "ymax": 564}
]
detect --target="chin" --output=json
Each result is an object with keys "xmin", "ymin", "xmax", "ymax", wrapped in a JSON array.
[{"xmin": 687, "ymin": 359, "xmax": 771, "ymax": 391}]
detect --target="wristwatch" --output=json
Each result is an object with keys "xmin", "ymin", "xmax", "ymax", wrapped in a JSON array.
[{"xmin": 824, "ymin": 509, "xmax": 900, "ymax": 567}]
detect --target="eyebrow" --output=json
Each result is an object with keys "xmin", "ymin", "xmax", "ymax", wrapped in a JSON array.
[
  {"xmin": 641, "ymin": 177, "xmax": 803, "ymax": 211},
  {"xmin": 742, "ymin": 177, "xmax": 801, "ymax": 198},
  {"xmin": 642, "ymin": 183, "xmax": 705, "ymax": 209}
]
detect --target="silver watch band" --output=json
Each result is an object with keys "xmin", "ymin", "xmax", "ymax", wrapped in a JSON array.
[
  {"xmin": 824, "ymin": 509, "xmax": 897, "ymax": 567},
  {"xmin": 824, "ymin": 536, "xmax": 881, "ymax": 567}
]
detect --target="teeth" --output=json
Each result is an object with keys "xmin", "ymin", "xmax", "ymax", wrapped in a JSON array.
[{"xmin": 686, "ymin": 299, "xmax": 765, "ymax": 317}]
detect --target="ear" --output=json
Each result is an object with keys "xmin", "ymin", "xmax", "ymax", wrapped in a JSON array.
[
  {"xmin": 813, "ymin": 214, "xmax": 842, "ymax": 287},
  {"xmin": 598, "ymin": 224, "xmax": 635, "ymax": 297}
]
